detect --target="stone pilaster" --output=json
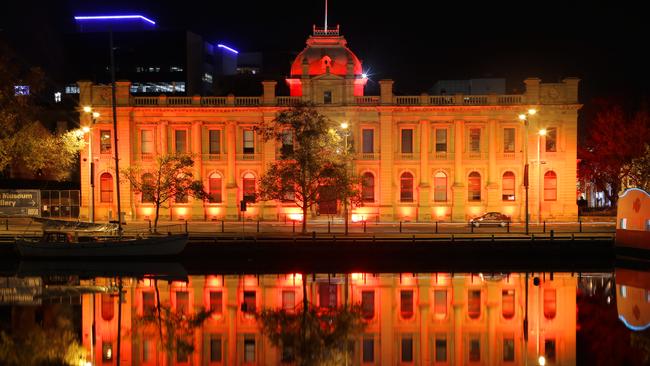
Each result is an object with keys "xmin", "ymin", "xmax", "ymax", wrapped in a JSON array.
[
  {"xmin": 452, "ymin": 120, "xmax": 466, "ymax": 222},
  {"xmin": 191, "ymin": 120, "xmax": 204, "ymax": 219},
  {"xmin": 226, "ymin": 121, "xmax": 238, "ymax": 220},
  {"xmin": 379, "ymin": 111, "xmax": 394, "ymax": 221},
  {"xmin": 419, "ymin": 120, "xmax": 431, "ymax": 221},
  {"xmin": 486, "ymin": 119, "xmax": 500, "ymax": 211}
]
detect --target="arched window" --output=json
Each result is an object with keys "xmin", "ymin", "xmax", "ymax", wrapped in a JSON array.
[
  {"xmin": 141, "ymin": 173, "xmax": 155, "ymax": 203},
  {"xmin": 209, "ymin": 173, "xmax": 222, "ymax": 203},
  {"xmin": 434, "ymin": 172, "xmax": 447, "ymax": 202},
  {"xmin": 100, "ymin": 173, "xmax": 113, "ymax": 203},
  {"xmin": 400, "ymin": 172, "xmax": 414, "ymax": 202},
  {"xmin": 468, "ymin": 172, "xmax": 481, "ymax": 201},
  {"xmin": 243, "ymin": 173, "xmax": 256, "ymax": 202},
  {"xmin": 101, "ymin": 293, "xmax": 114, "ymax": 321},
  {"xmin": 362, "ymin": 172, "xmax": 375, "ymax": 202},
  {"xmin": 544, "ymin": 171, "xmax": 557, "ymax": 201},
  {"xmin": 543, "ymin": 288, "xmax": 557, "ymax": 319},
  {"xmin": 502, "ymin": 171, "xmax": 515, "ymax": 201}
]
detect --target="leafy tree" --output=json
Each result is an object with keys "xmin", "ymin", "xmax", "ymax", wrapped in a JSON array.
[
  {"xmin": 579, "ymin": 100, "xmax": 650, "ymax": 207},
  {"xmin": 256, "ymin": 103, "xmax": 360, "ymax": 233},
  {"xmin": 0, "ymin": 40, "xmax": 84, "ymax": 179},
  {"xmin": 256, "ymin": 274, "xmax": 366, "ymax": 366},
  {"xmin": 629, "ymin": 144, "xmax": 650, "ymax": 192},
  {"xmin": 121, "ymin": 154, "xmax": 208, "ymax": 232}
]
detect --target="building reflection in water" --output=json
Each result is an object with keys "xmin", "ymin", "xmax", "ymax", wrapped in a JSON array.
[
  {"xmin": 80, "ymin": 272, "xmax": 577, "ymax": 365},
  {"xmin": 616, "ymin": 268, "xmax": 650, "ymax": 332}
]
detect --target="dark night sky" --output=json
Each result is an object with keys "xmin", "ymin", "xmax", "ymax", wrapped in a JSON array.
[{"xmin": 1, "ymin": 1, "xmax": 648, "ymax": 102}]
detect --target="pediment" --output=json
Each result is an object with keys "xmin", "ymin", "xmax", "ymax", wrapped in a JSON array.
[{"xmin": 312, "ymin": 73, "xmax": 345, "ymax": 81}]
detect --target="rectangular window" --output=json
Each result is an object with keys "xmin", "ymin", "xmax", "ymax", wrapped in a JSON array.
[
  {"xmin": 243, "ymin": 291, "xmax": 256, "ymax": 313},
  {"xmin": 282, "ymin": 290, "xmax": 295, "ymax": 311},
  {"xmin": 435, "ymin": 128, "xmax": 447, "ymax": 152},
  {"xmin": 142, "ymin": 291, "xmax": 155, "ymax": 316},
  {"xmin": 545, "ymin": 127, "xmax": 557, "ymax": 152},
  {"xmin": 469, "ymin": 337, "xmax": 480, "ymax": 362},
  {"xmin": 468, "ymin": 290, "xmax": 481, "ymax": 319},
  {"xmin": 319, "ymin": 283, "xmax": 337, "ymax": 308},
  {"xmin": 502, "ymin": 289, "xmax": 515, "ymax": 319},
  {"xmin": 401, "ymin": 129, "xmax": 413, "ymax": 153},
  {"xmin": 140, "ymin": 130, "xmax": 154, "ymax": 155},
  {"xmin": 210, "ymin": 336, "xmax": 222, "ymax": 362},
  {"xmin": 469, "ymin": 128, "xmax": 481, "ymax": 153},
  {"xmin": 243, "ymin": 129, "xmax": 254, "ymax": 154},
  {"xmin": 102, "ymin": 342, "xmax": 113, "ymax": 362},
  {"xmin": 142, "ymin": 339, "xmax": 153, "ymax": 362},
  {"xmin": 361, "ymin": 291, "xmax": 375, "ymax": 320},
  {"xmin": 210, "ymin": 291, "xmax": 222, "ymax": 315},
  {"xmin": 362, "ymin": 129, "xmax": 374, "ymax": 153},
  {"xmin": 503, "ymin": 337, "xmax": 515, "ymax": 362},
  {"xmin": 209, "ymin": 130, "xmax": 221, "ymax": 155},
  {"xmin": 362, "ymin": 338, "xmax": 374, "ymax": 363},
  {"xmin": 545, "ymin": 339, "xmax": 556, "ymax": 362},
  {"xmin": 434, "ymin": 173, "xmax": 447, "ymax": 202},
  {"xmin": 244, "ymin": 338, "xmax": 256, "ymax": 362},
  {"xmin": 434, "ymin": 289, "xmax": 447, "ymax": 319},
  {"xmin": 503, "ymin": 172, "xmax": 516, "ymax": 201},
  {"xmin": 400, "ymin": 290, "xmax": 414, "ymax": 319},
  {"xmin": 503, "ymin": 128, "xmax": 515, "ymax": 153},
  {"xmin": 281, "ymin": 129, "xmax": 294, "ymax": 155},
  {"xmin": 243, "ymin": 177, "xmax": 256, "ymax": 203},
  {"xmin": 324, "ymin": 90, "xmax": 332, "ymax": 104},
  {"xmin": 401, "ymin": 337, "xmax": 413, "ymax": 362},
  {"xmin": 435, "ymin": 338, "xmax": 447, "ymax": 362},
  {"xmin": 176, "ymin": 291, "xmax": 189, "ymax": 314},
  {"xmin": 100, "ymin": 130, "xmax": 112, "ymax": 154},
  {"xmin": 175, "ymin": 130, "xmax": 187, "ymax": 153},
  {"xmin": 544, "ymin": 289, "xmax": 557, "ymax": 319}
]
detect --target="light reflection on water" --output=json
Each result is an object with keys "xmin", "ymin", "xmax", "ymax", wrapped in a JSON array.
[{"xmin": 1, "ymin": 269, "xmax": 648, "ymax": 365}]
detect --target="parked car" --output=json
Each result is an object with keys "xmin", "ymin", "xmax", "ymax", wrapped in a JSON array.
[{"xmin": 469, "ymin": 212, "xmax": 511, "ymax": 227}]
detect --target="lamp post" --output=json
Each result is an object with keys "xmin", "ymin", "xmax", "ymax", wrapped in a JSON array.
[
  {"xmin": 83, "ymin": 106, "xmax": 100, "ymax": 223},
  {"xmin": 518, "ymin": 108, "xmax": 537, "ymax": 235},
  {"xmin": 340, "ymin": 121, "xmax": 350, "ymax": 235},
  {"xmin": 537, "ymin": 129, "xmax": 547, "ymax": 224}
]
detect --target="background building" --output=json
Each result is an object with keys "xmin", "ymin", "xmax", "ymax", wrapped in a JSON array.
[{"xmin": 78, "ymin": 25, "xmax": 580, "ymax": 223}]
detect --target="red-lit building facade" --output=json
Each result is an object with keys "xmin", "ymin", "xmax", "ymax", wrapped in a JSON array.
[
  {"xmin": 81, "ymin": 272, "xmax": 576, "ymax": 365},
  {"xmin": 78, "ymin": 26, "xmax": 580, "ymax": 223}
]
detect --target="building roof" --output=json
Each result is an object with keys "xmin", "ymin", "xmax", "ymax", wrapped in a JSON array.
[{"xmin": 289, "ymin": 26, "xmax": 362, "ymax": 77}]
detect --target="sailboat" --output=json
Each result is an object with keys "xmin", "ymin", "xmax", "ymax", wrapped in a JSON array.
[{"xmin": 15, "ymin": 30, "xmax": 188, "ymax": 258}]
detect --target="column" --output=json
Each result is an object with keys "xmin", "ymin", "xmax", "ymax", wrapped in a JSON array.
[
  {"xmin": 418, "ymin": 119, "xmax": 431, "ymax": 221},
  {"xmin": 379, "ymin": 111, "xmax": 394, "ymax": 221},
  {"xmin": 451, "ymin": 276, "xmax": 466, "ymax": 365},
  {"xmin": 191, "ymin": 120, "xmax": 204, "ymax": 219},
  {"xmin": 486, "ymin": 119, "xmax": 499, "ymax": 211},
  {"xmin": 225, "ymin": 276, "xmax": 239, "ymax": 365},
  {"xmin": 226, "ymin": 121, "xmax": 239, "ymax": 220},
  {"xmin": 452, "ymin": 120, "xmax": 466, "ymax": 222}
]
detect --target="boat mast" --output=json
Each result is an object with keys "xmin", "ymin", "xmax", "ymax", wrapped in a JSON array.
[{"xmin": 109, "ymin": 30, "xmax": 123, "ymax": 232}]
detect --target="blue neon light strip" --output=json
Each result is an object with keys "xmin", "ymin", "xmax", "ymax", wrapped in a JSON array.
[
  {"xmin": 217, "ymin": 44, "xmax": 239, "ymax": 54},
  {"xmin": 618, "ymin": 315, "xmax": 650, "ymax": 331},
  {"xmin": 74, "ymin": 15, "xmax": 156, "ymax": 25}
]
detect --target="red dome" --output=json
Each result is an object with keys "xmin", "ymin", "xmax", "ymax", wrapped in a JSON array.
[{"xmin": 290, "ymin": 32, "xmax": 363, "ymax": 77}]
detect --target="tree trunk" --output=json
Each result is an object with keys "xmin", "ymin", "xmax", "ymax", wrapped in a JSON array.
[
  {"xmin": 302, "ymin": 203, "xmax": 308, "ymax": 234},
  {"xmin": 154, "ymin": 279, "xmax": 165, "ymax": 365},
  {"xmin": 154, "ymin": 202, "xmax": 161, "ymax": 233},
  {"xmin": 343, "ymin": 199, "xmax": 349, "ymax": 236}
]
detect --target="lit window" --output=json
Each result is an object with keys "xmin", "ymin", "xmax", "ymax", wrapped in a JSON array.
[
  {"xmin": 102, "ymin": 342, "xmax": 113, "ymax": 362},
  {"xmin": 435, "ymin": 337, "xmax": 447, "ymax": 362},
  {"xmin": 209, "ymin": 291, "xmax": 222, "ymax": 315},
  {"xmin": 469, "ymin": 336, "xmax": 480, "ymax": 362},
  {"xmin": 362, "ymin": 172, "xmax": 375, "ymax": 202},
  {"xmin": 142, "ymin": 291, "xmax": 155, "ymax": 315},
  {"xmin": 170, "ymin": 66, "xmax": 184, "ymax": 72},
  {"xmin": 141, "ymin": 173, "xmax": 155, "ymax": 203},
  {"xmin": 319, "ymin": 283, "xmax": 337, "ymax": 308},
  {"xmin": 502, "ymin": 171, "xmax": 516, "ymax": 201},
  {"xmin": 434, "ymin": 172, "xmax": 447, "ymax": 202},
  {"xmin": 210, "ymin": 336, "xmax": 222, "ymax": 362},
  {"xmin": 504, "ymin": 337, "xmax": 515, "ymax": 362},
  {"xmin": 503, "ymin": 128, "xmax": 515, "ymax": 153},
  {"xmin": 545, "ymin": 339, "xmax": 556, "ymax": 362},
  {"xmin": 176, "ymin": 291, "xmax": 189, "ymax": 314},
  {"xmin": 282, "ymin": 290, "xmax": 296, "ymax": 311},
  {"xmin": 101, "ymin": 293, "xmax": 114, "ymax": 321},
  {"xmin": 243, "ymin": 173, "xmax": 256, "ymax": 203},
  {"xmin": 14, "ymin": 85, "xmax": 30, "ymax": 96},
  {"xmin": 209, "ymin": 173, "xmax": 222, "ymax": 203},
  {"xmin": 434, "ymin": 289, "xmax": 447, "ymax": 319},
  {"xmin": 401, "ymin": 129, "xmax": 413, "ymax": 153},
  {"xmin": 362, "ymin": 129, "xmax": 374, "ymax": 153},
  {"xmin": 142, "ymin": 339, "xmax": 153, "ymax": 362},
  {"xmin": 175, "ymin": 130, "xmax": 187, "ymax": 153},
  {"xmin": 502, "ymin": 289, "xmax": 515, "ymax": 319},
  {"xmin": 209, "ymin": 130, "xmax": 221, "ymax": 155},
  {"xmin": 243, "ymin": 291, "xmax": 256, "ymax": 314},
  {"xmin": 401, "ymin": 337, "xmax": 413, "ymax": 362},
  {"xmin": 243, "ymin": 130, "xmax": 255, "ymax": 154},
  {"xmin": 361, "ymin": 290, "xmax": 375, "ymax": 320},
  {"xmin": 100, "ymin": 130, "xmax": 112, "ymax": 154},
  {"xmin": 281, "ymin": 130, "xmax": 294, "ymax": 156},
  {"xmin": 468, "ymin": 290, "xmax": 481, "ymax": 319},
  {"xmin": 468, "ymin": 172, "xmax": 481, "ymax": 201},
  {"xmin": 244, "ymin": 338, "xmax": 256, "ymax": 362},
  {"xmin": 363, "ymin": 338, "xmax": 374, "ymax": 363},
  {"xmin": 54, "ymin": 92, "xmax": 61, "ymax": 103},
  {"xmin": 543, "ymin": 289, "xmax": 556, "ymax": 319},
  {"xmin": 436, "ymin": 128, "xmax": 447, "ymax": 152},
  {"xmin": 100, "ymin": 173, "xmax": 113, "ymax": 203},
  {"xmin": 324, "ymin": 90, "xmax": 332, "ymax": 104},
  {"xmin": 544, "ymin": 171, "xmax": 557, "ymax": 201},
  {"xmin": 202, "ymin": 72, "xmax": 213, "ymax": 83},
  {"xmin": 65, "ymin": 85, "xmax": 80, "ymax": 94},
  {"xmin": 469, "ymin": 128, "xmax": 481, "ymax": 152},
  {"xmin": 400, "ymin": 172, "xmax": 414, "ymax": 202},
  {"xmin": 141, "ymin": 130, "xmax": 154, "ymax": 155},
  {"xmin": 400, "ymin": 290, "xmax": 414, "ymax": 319},
  {"xmin": 545, "ymin": 127, "xmax": 557, "ymax": 152}
]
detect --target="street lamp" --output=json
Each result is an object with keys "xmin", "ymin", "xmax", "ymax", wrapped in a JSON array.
[
  {"xmin": 340, "ymin": 121, "xmax": 350, "ymax": 235},
  {"xmin": 518, "ymin": 108, "xmax": 537, "ymax": 235},
  {"xmin": 83, "ymin": 106, "xmax": 100, "ymax": 223},
  {"xmin": 537, "ymin": 129, "xmax": 547, "ymax": 224}
]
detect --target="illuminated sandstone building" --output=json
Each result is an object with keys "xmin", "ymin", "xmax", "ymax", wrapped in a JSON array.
[
  {"xmin": 78, "ymin": 25, "xmax": 580, "ymax": 223},
  {"xmin": 81, "ymin": 272, "xmax": 576, "ymax": 365}
]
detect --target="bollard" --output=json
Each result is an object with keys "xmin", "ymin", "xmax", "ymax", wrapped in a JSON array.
[
  {"xmin": 328, "ymin": 221, "xmax": 331, "ymax": 234},
  {"xmin": 257, "ymin": 220, "xmax": 260, "ymax": 233},
  {"xmin": 148, "ymin": 219, "xmax": 152, "ymax": 233},
  {"xmin": 579, "ymin": 219, "xmax": 582, "ymax": 233},
  {"xmin": 221, "ymin": 220, "xmax": 225, "ymax": 233},
  {"xmin": 363, "ymin": 220, "xmax": 367, "ymax": 233},
  {"xmin": 543, "ymin": 221, "xmax": 546, "ymax": 233},
  {"xmin": 435, "ymin": 221, "xmax": 438, "ymax": 234},
  {"xmin": 5, "ymin": 219, "xmax": 8, "ymax": 230},
  {"xmin": 399, "ymin": 221, "xmax": 402, "ymax": 233},
  {"xmin": 550, "ymin": 229, "xmax": 555, "ymax": 240},
  {"xmin": 312, "ymin": 231, "xmax": 316, "ymax": 240},
  {"xmin": 506, "ymin": 221, "xmax": 510, "ymax": 233},
  {"xmin": 470, "ymin": 222, "xmax": 474, "ymax": 233},
  {"xmin": 292, "ymin": 220, "xmax": 296, "ymax": 233},
  {"xmin": 185, "ymin": 220, "xmax": 188, "ymax": 234}
]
